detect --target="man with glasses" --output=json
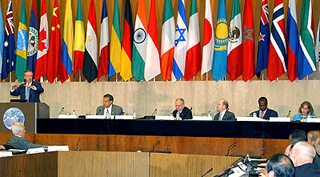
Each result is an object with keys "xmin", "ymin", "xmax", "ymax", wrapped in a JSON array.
[{"xmin": 173, "ymin": 98, "xmax": 192, "ymax": 120}]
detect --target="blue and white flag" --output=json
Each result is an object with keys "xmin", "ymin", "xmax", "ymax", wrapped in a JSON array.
[{"xmin": 172, "ymin": 0, "xmax": 187, "ymax": 82}]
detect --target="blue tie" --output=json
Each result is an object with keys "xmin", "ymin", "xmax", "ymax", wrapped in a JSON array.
[{"xmin": 25, "ymin": 85, "xmax": 30, "ymax": 102}]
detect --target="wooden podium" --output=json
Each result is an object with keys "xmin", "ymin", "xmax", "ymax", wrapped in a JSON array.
[{"xmin": 0, "ymin": 102, "xmax": 49, "ymax": 133}]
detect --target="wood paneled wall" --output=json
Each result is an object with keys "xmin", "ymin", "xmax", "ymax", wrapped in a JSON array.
[{"xmin": 1, "ymin": 0, "xmax": 319, "ymax": 81}]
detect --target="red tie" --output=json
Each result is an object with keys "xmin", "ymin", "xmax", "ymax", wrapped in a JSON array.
[{"xmin": 261, "ymin": 111, "xmax": 264, "ymax": 118}]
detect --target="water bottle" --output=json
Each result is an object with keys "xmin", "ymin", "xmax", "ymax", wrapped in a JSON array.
[
  {"xmin": 307, "ymin": 112, "xmax": 312, "ymax": 119},
  {"xmin": 253, "ymin": 112, "xmax": 257, "ymax": 118},
  {"xmin": 133, "ymin": 112, "xmax": 137, "ymax": 119},
  {"xmin": 106, "ymin": 112, "xmax": 110, "ymax": 119},
  {"xmin": 72, "ymin": 110, "xmax": 76, "ymax": 116},
  {"xmin": 208, "ymin": 111, "xmax": 212, "ymax": 118},
  {"xmin": 176, "ymin": 112, "xmax": 180, "ymax": 120}
]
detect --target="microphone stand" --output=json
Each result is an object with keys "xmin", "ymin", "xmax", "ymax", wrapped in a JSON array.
[
  {"xmin": 226, "ymin": 142, "xmax": 236, "ymax": 156},
  {"xmin": 74, "ymin": 137, "xmax": 82, "ymax": 151}
]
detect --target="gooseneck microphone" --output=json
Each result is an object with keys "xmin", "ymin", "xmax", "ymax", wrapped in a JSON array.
[
  {"xmin": 152, "ymin": 141, "xmax": 160, "ymax": 152},
  {"xmin": 58, "ymin": 107, "xmax": 65, "ymax": 115},
  {"xmin": 226, "ymin": 142, "xmax": 236, "ymax": 156},
  {"xmin": 287, "ymin": 110, "xmax": 291, "ymax": 117},
  {"xmin": 250, "ymin": 147, "xmax": 265, "ymax": 157},
  {"xmin": 74, "ymin": 137, "xmax": 82, "ymax": 151},
  {"xmin": 201, "ymin": 168, "xmax": 213, "ymax": 177},
  {"xmin": 151, "ymin": 109, "xmax": 158, "ymax": 116}
]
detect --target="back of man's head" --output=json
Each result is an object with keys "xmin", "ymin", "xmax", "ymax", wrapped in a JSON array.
[
  {"xmin": 289, "ymin": 129, "xmax": 307, "ymax": 144},
  {"xmin": 315, "ymin": 137, "xmax": 320, "ymax": 155},
  {"xmin": 290, "ymin": 142, "xmax": 316, "ymax": 167},
  {"xmin": 266, "ymin": 154, "xmax": 294, "ymax": 177},
  {"xmin": 11, "ymin": 122, "xmax": 24, "ymax": 136},
  {"xmin": 308, "ymin": 130, "xmax": 320, "ymax": 145}
]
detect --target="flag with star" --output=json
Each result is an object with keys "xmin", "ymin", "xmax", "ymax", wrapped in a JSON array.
[
  {"xmin": 47, "ymin": 0, "xmax": 61, "ymax": 83},
  {"xmin": 15, "ymin": 0, "xmax": 28, "ymax": 82},
  {"xmin": 132, "ymin": 0, "xmax": 148, "ymax": 82},
  {"xmin": 212, "ymin": 0, "xmax": 228, "ymax": 81},
  {"xmin": 35, "ymin": 0, "xmax": 48, "ymax": 81},
  {"xmin": 83, "ymin": 0, "xmax": 98, "ymax": 83},
  {"xmin": 256, "ymin": 0, "xmax": 270, "ymax": 78},
  {"xmin": 298, "ymin": 0, "xmax": 316, "ymax": 79},
  {"xmin": 0, "ymin": 2, "xmax": 4, "ymax": 79},
  {"xmin": 172, "ymin": 0, "xmax": 187, "ymax": 82},
  {"xmin": 27, "ymin": 0, "xmax": 38, "ymax": 79},
  {"xmin": 287, "ymin": 0, "xmax": 298, "ymax": 82},
  {"xmin": 242, "ymin": 0, "xmax": 255, "ymax": 82},
  {"xmin": 227, "ymin": 0, "xmax": 242, "ymax": 81},
  {"xmin": 1, "ymin": 0, "xmax": 15, "ymax": 80},
  {"xmin": 267, "ymin": 0, "xmax": 287, "ymax": 81}
]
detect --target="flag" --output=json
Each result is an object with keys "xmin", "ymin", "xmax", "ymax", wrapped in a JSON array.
[
  {"xmin": 144, "ymin": 0, "xmax": 160, "ymax": 81},
  {"xmin": 35, "ymin": 0, "xmax": 48, "ymax": 81},
  {"xmin": 1, "ymin": 0, "xmax": 15, "ymax": 80},
  {"xmin": 185, "ymin": 0, "xmax": 201, "ymax": 81},
  {"xmin": 267, "ymin": 0, "xmax": 286, "ymax": 82},
  {"xmin": 227, "ymin": 0, "xmax": 242, "ymax": 81},
  {"xmin": 83, "ymin": 0, "xmax": 98, "ymax": 83},
  {"xmin": 212, "ymin": 0, "xmax": 228, "ymax": 81},
  {"xmin": 60, "ymin": 0, "xmax": 73, "ymax": 83},
  {"xmin": 0, "ymin": 2, "xmax": 4, "ymax": 79},
  {"xmin": 27, "ymin": 0, "xmax": 38, "ymax": 78},
  {"xmin": 97, "ymin": 0, "xmax": 109, "ymax": 79},
  {"xmin": 15, "ymin": 0, "xmax": 28, "ymax": 82},
  {"xmin": 256, "ymin": 0, "xmax": 270, "ymax": 78},
  {"xmin": 109, "ymin": 0, "xmax": 121, "ymax": 79},
  {"xmin": 172, "ymin": 0, "xmax": 187, "ymax": 82},
  {"xmin": 298, "ymin": 0, "xmax": 316, "ymax": 79},
  {"xmin": 242, "ymin": 0, "xmax": 255, "ymax": 82},
  {"xmin": 316, "ymin": 18, "xmax": 320, "ymax": 62},
  {"xmin": 132, "ymin": 0, "xmax": 148, "ymax": 82},
  {"xmin": 47, "ymin": 0, "xmax": 61, "ymax": 83},
  {"xmin": 287, "ymin": 0, "xmax": 299, "ymax": 82},
  {"xmin": 160, "ymin": 0, "xmax": 175, "ymax": 81},
  {"xmin": 74, "ymin": 0, "xmax": 85, "ymax": 75},
  {"xmin": 120, "ymin": 0, "xmax": 133, "ymax": 81},
  {"xmin": 201, "ymin": 0, "xmax": 214, "ymax": 76}
]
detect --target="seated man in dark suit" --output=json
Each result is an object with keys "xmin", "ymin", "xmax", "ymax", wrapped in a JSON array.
[
  {"xmin": 265, "ymin": 154, "xmax": 295, "ymax": 177},
  {"xmin": 250, "ymin": 97, "xmax": 278, "ymax": 120},
  {"xmin": 173, "ymin": 98, "xmax": 192, "ymax": 119},
  {"xmin": 10, "ymin": 70, "xmax": 44, "ymax": 103},
  {"xmin": 96, "ymin": 94, "xmax": 124, "ymax": 117},
  {"xmin": 213, "ymin": 99, "xmax": 235, "ymax": 121},
  {"xmin": 314, "ymin": 137, "xmax": 320, "ymax": 169},
  {"xmin": 7, "ymin": 122, "xmax": 47, "ymax": 150}
]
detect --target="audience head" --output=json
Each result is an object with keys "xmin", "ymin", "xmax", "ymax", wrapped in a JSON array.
[
  {"xmin": 103, "ymin": 94, "xmax": 114, "ymax": 108},
  {"xmin": 289, "ymin": 129, "xmax": 307, "ymax": 144},
  {"xmin": 266, "ymin": 154, "xmax": 295, "ymax": 177},
  {"xmin": 315, "ymin": 137, "xmax": 320, "ymax": 155},
  {"xmin": 284, "ymin": 144, "xmax": 292, "ymax": 156},
  {"xmin": 24, "ymin": 70, "xmax": 33, "ymax": 83},
  {"xmin": 216, "ymin": 99, "xmax": 229, "ymax": 113},
  {"xmin": 258, "ymin": 97, "xmax": 268, "ymax": 111},
  {"xmin": 175, "ymin": 98, "xmax": 185, "ymax": 112},
  {"xmin": 289, "ymin": 142, "xmax": 316, "ymax": 167},
  {"xmin": 307, "ymin": 130, "xmax": 320, "ymax": 145},
  {"xmin": 11, "ymin": 122, "xmax": 26, "ymax": 138},
  {"xmin": 298, "ymin": 101, "xmax": 314, "ymax": 115}
]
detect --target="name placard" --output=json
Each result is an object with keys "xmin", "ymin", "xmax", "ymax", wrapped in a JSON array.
[
  {"xmin": 47, "ymin": 146, "xmax": 69, "ymax": 152},
  {"xmin": 0, "ymin": 151, "xmax": 13, "ymax": 158},
  {"xmin": 26, "ymin": 147, "xmax": 45, "ymax": 154}
]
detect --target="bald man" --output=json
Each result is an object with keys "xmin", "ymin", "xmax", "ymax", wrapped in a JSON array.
[{"xmin": 213, "ymin": 99, "xmax": 235, "ymax": 121}]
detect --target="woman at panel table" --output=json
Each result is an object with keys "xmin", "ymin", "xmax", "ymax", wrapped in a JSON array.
[{"xmin": 293, "ymin": 101, "xmax": 316, "ymax": 121}]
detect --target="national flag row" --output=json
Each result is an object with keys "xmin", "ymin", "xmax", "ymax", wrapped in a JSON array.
[{"xmin": 0, "ymin": 0, "xmax": 318, "ymax": 83}]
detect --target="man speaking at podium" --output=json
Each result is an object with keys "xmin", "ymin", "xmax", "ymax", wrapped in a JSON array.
[{"xmin": 10, "ymin": 70, "xmax": 44, "ymax": 103}]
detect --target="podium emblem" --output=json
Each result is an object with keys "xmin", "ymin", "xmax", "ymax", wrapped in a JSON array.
[{"xmin": 3, "ymin": 107, "xmax": 25, "ymax": 130}]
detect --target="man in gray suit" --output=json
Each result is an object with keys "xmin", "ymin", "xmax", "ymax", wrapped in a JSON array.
[
  {"xmin": 96, "ymin": 94, "xmax": 124, "ymax": 117},
  {"xmin": 213, "ymin": 99, "xmax": 235, "ymax": 121}
]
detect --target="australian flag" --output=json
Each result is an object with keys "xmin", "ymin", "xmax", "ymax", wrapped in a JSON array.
[
  {"xmin": 1, "ymin": 0, "xmax": 15, "ymax": 80},
  {"xmin": 256, "ymin": 0, "xmax": 270, "ymax": 78}
]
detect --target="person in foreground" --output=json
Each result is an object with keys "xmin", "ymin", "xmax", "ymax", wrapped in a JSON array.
[
  {"xmin": 314, "ymin": 138, "xmax": 320, "ymax": 169},
  {"xmin": 284, "ymin": 129, "xmax": 307, "ymax": 156},
  {"xmin": 10, "ymin": 70, "xmax": 44, "ymax": 103},
  {"xmin": 213, "ymin": 99, "xmax": 235, "ymax": 121},
  {"xmin": 293, "ymin": 101, "xmax": 316, "ymax": 121},
  {"xmin": 263, "ymin": 154, "xmax": 295, "ymax": 177},
  {"xmin": 289, "ymin": 142, "xmax": 320, "ymax": 176},
  {"xmin": 172, "ymin": 98, "xmax": 192, "ymax": 119},
  {"xmin": 7, "ymin": 122, "xmax": 47, "ymax": 150},
  {"xmin": 250, "ymin": 97, "xmax": 278, "ymax": 120},
  {"xmin": 96, "ymin": 94, "xmax": 123, "ymax": 116}
]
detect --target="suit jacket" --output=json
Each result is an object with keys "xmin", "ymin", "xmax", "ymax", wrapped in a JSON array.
[
  {"xmin": 250, "ymin": 108, "xmax": 278, "ymax": 120},
  {"xmin": 173, "ymin": 107, "xmax": 192, "ymax": 120},
  {"xmin": 213, "ymin": 110, "xmax": 235, "ymax": 121},
  {"xmin": 96, "ymin": 104, "xmax": 124, "ymax": 116},
  {"xmin": 10, "ymin": 82, "xmax": 44, "ymax": 103},
  {"xmin": 7, "ymin": 135, "xmax": 46, "ymax": 150}
]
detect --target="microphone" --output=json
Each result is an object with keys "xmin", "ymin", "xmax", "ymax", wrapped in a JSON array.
[
  {"xmin": 250, "ymin": 147, "xmax": 265, "ymax": 157},
  {"xmin": 74, "ymin": 137, "xmax": 81, "ymax": 151},
  {"xmin": 190, "ymin": 107, "xmax": 192, "ymax": 111},
  {"xmin": 152, "ymin": 141, "xmax": 160, "ymax": 152},
  {"xmin": 201, "ymin": 168, "xmax": 213, "ymax": 177},
  {"xmin": 151, "ymin": 109, "xmax": 158, "ymax": 116},
  {"xmin": 225, "ymin": 142, "xmax": 236, "ymax": 156},
  {"xmin": 58, "ymin": 107, "xmax": 65, "ymax": 115},
  {"xmin": 287, "ymin": 110, "xmax": 291, "ymax": 117}
]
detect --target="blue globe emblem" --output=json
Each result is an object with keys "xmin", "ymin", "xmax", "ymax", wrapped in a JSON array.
[
  {"xmin": 3, "ymin": 108, "xmax": 25, "ymax": 130},
  {"xmin": 17, "ymin": 29, "xmax": 28, "ymax": 50}
]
